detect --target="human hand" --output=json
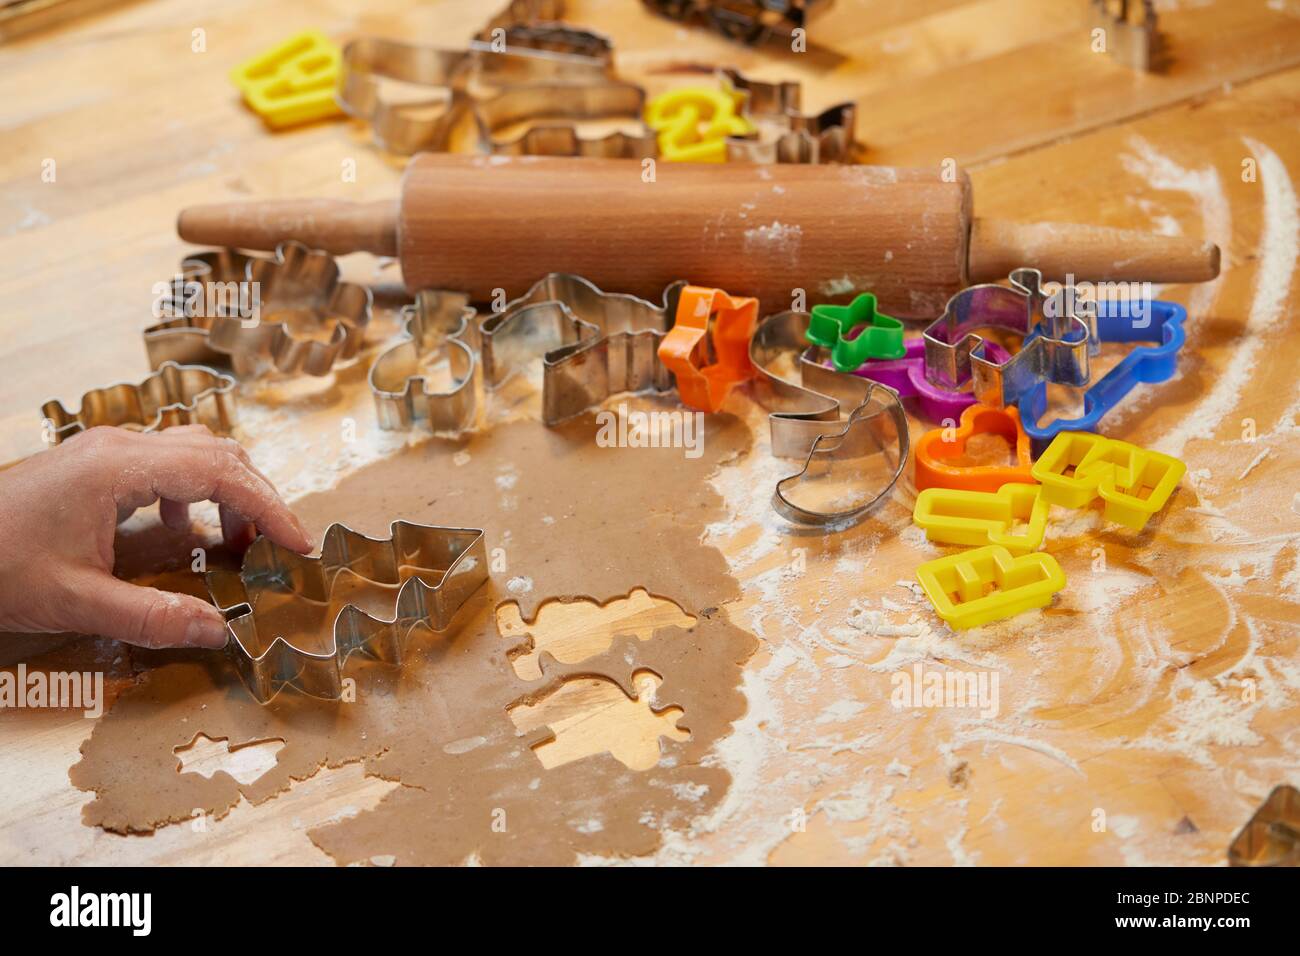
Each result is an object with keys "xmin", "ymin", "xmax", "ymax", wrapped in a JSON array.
[{"xmin": 0, "ymin": 425, "xmax": 313, "ymax": 649}]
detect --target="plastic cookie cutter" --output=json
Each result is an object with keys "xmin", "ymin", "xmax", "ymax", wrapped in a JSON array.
[
  {"xmin": 1030, "ymin": 431, "xmax": 1186, "ymax": 530},
  {"xmin": 923, "ymin": 267, "xmax": 1095, "ymax": 408},
  {"xmin": 645, "ymin": 84, "xmax": 755, "ymax": 163},
  {"xmin": 640, "ymin": 0, "xmax": 835, "ymax": 46},
  {"xmin": 480, "ymin": 274, "xmax": 685, "ymax": 424},
  {"xmin": 370, "ymin": 290, "xmax": 481, "ymax": 434},
  {"xmin": 335, "ymin": 34, "xmax": 612, "ymax": 155},
  {"xmin": 807, "ymin": 292, "xmax": 906, "ymax": 371},
  {"xmin": 719, "ymin": 68, "xmax": 856, "ymax": 164},
  {"xmin": 916, "ymin": 545, "xmax": 1066, "ymax": 630},
  {"xmin": 1018, "ymin": 297, "xmax": 1186, "ymax": 455},
  {"xmin": 657, "ymin": 286, "xmax": 760, "ymax": 412},
  {"xmin": 913, "ymin": 484, "xmax": 1048, "ymax": 555},
  {"xmin": 40, "ymin": 361, "xmax": 237, "ymax": 445},
  {"xmin": 913, "ymin": 403, "xmax": 1036, "ymax": 493},
  {"xmin": 230, "ymin": 30, "xmax": 344, "ymax": 129},
  {"xmin": 207, "ymin": 521, "xmax": 488, "ymax": 704},
  {"xmin": 473, "ymin": 81, "xmax": 657, "ymax": 158},
  {"xmin": 144, "ymin": 241, "xmax": 373, "ymax": 377},
  {"xmin": 1227, "ymin": 785, "xmax": 1300, "ymax": 867},
  {"xmin": 848, "ymin": 338, "xmax": 1011, "ymax": 423},
  {"xmin": 749, "ymin": 309, "xmax": 909, "ymax": 527}
]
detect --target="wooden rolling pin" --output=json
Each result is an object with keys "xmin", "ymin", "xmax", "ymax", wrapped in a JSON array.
[{"xmin": 177, "ymin": 154, "xmax": 1219, "ymax": 319}]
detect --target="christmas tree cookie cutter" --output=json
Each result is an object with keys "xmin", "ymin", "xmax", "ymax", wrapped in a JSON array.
[
  {"xmin": 923, "ymin": 267, "xmax": 1094, "ymax": 408},
  {"xmin": 1030, "ymin": 431, "xmax": 1185, "ymax": 530},
  {"xmin": 41, "ymin": 361, "xmax": 237, "ymax": 445},
  {"xmin": 369, "ymin": 290, "xmax": 481, "ymax": 434},
  {"xmin": 143, "ymin": 241, "xmax": 372, "ymax": 377},
  {"xmin": 916, "ymin": 544, "xmax": 1066, "ymax": 630},
  {"xmin": 913, "ymin": 403, "xmax": 1036, "ymax": 493},
  {"xmin": 207, "ymin": 521, "xmax": 488, "ymax": 704},
  {"xmin": 913, "ymin": 483, "xmax": 1048, "ymax": 556},
  {"xmin": 480, "ymin": 274, "xmax": 685, "ymax": 424},
  {"xmin": 806, "ymin": 292, "xmax": 906, "ymax": 371},
  {"xmin": 657, "ymin": 285, "xmax": 760, "ymax": 412},
  {"xmin": 749, "ymin": 309, "xmax": 909, "ymax": 527},
  {"xmin": 1017, "ymin": 297, "xmax": 1186, "ymax": 455}
]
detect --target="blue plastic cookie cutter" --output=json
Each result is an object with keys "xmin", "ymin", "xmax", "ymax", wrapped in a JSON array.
[{"xmin": 1018, "ymin": 298, "xmax": 1186, "ymax": 454}]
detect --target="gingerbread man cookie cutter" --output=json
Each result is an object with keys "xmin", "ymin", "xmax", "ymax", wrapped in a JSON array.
[
  {"xmin": 207, "ymin": 521, "xmax": 488, "ymax": 703},
  {"xmin": 749, "ymin": 309, "xmax": 910, "ymax": 528},
  {"xmin": 144, "ymin": 241, "xmax": 372, "ymax": 377},
  {"xmin": 923, "ymin": 267, "xmax": 1095, "ymax": 409},
  {"xmin": 41, "ymin": 361, "xmax": 237, "ymax": 445}
]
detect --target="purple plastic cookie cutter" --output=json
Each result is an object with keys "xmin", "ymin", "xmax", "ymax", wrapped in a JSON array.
[{"xmin": 847, "ymin": 338, "xmax": 1011, "ymax": 422}]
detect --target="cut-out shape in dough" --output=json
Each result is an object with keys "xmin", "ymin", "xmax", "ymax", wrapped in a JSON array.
[
  {"xmin": 497, "ymin": 587, "xmax": 696, "ymax": 680},
  {"xmin": 508, "ymin": 670, "xmax": 688, "ymax": 771},
  {"xmin": 174, "ymin": 732, "xmax": 285, "ymax": 786}
]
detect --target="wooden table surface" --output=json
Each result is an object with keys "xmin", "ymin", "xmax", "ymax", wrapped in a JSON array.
[{"xmin": 1, "ymin": 0, "xmax": 1298, "ymax": 865}]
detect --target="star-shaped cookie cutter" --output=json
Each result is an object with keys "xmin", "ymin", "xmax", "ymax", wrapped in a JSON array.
[
  {"xmin": 480, "ymin": 274, "xmax": 685, "ymax": 424},
  {"xmin": 144, "ymin": 241, "xmax": 372, "ymax": 377},
  {"xmin": 657, "ymin": 285, "xmax": 759, "ymax": 413},
  {"xmin": 369, "ymin": 290, "xmax": 481, "ymax": 434},
  {"xmin": 749, "ymin": 309, "xmax": 910, "ymax": 527},
  {"xmin": 719, "ymin": 67, "xmax": 856, "ymax": 164},
  {"xmin": 207, "ymin": 521, "xmax": 488, "ymax": 703},
  {"xmin": 41, "ymin": 361, "xmax": 237, "ymax": 445},
  {"xmin": 806, "ymin": 292, "xmax": 906, "ymax": 371},
  {"xmin": 923, "ymin": 267, "xmax": 1095, "ymax": 409}
]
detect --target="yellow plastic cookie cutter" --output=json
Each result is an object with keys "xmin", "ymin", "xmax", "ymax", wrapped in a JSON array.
[
  {"xmin": 1030, "ymin": 431, "xmax": 1186, "ymax": 530},
  {"xmin": 916, "ymin": 545, "xmax": 1066, "ymax": 631},
  {"xmin": 644, "ymin": 85, "xmax": 755, "ymax": 163},
  {"xmin": 230, "ymin": 30, "xmax": 343, "ymax": 129},
  {"xmin": 913, "ymin": 483, "xmax": 1049, "ymax": 555}
]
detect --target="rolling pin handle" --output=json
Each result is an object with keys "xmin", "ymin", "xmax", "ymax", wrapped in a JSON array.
[{"xmin": 176, "ymin": 200, "xmax": 399, "ymax": 258}]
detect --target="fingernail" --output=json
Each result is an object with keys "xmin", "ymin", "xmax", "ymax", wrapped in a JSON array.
[{"xmin": 187, "ymin": 612, "xmax": 229, "ymax": 649}]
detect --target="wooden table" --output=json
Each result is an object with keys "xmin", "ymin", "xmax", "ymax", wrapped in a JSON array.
[{"xmin": 1, "ymin": 0, "xmax": 1298, "ymax": 865}]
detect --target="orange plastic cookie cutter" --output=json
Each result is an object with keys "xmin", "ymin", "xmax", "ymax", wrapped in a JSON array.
[
  {"xmin": 1030, "ymin": 431, "xmax": 1186, "ymax": 530},
  {"xmin": 657, "ymin": 285, "xmax": 759, "ymax": 413},
  {"xmin": 913, "ymin": 403, "xmax": 1036, "ymax": 492}
]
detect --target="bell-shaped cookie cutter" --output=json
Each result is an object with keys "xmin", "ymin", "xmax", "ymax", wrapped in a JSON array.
[
  {"xmin": 41, "ymin": 361, "xmax": 237, "ymax": 445},
  {"xmin": 480, "ymin": 274, "xmax": 685, "ymax": 424},
  {"xmin": 369, "ymin": 290, "xmax": 481, "ymax": 433},
  {"xmin": 207, "ymin": 521, "xmax": 488, "ymax": 703},
  {"xmin": 144, "ymin": 241, "xmax": 372, "ymax": 377},
  {"xmin": 749, "ymin": 309, "xmax": 910, "ymax": 527},
  {"xmin": 923, "ymin": 267, "xmax": 1095, "ymax": 408}
]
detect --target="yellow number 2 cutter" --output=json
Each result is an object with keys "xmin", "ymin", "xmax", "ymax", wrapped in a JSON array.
[{"xmin": 916, "ymin": 545, "xmax": 1066, "ymax": 630}]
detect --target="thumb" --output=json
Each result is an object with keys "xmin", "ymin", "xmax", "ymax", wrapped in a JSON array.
[{"xmin": 61, "ymin": 574, "xmax": 229, "ymax": 649}]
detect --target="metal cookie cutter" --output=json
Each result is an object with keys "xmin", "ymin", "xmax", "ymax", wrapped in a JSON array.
[
  {"xmin": 1091, "ymin": 0, "xmax": 1160, "ymax": 72},
  {"xmin": 720, "ymin": 67, "xmax": 856, "ymax": 164},
  {"xmin": 207, "ymin": 521, "xmax": 488, "ymax": 704},
  {"xmin": 1030, "ymin": 431, "xmax": 1185, "ymax": 531},
  {"xmin": 144, "ymin": 241, "xmax": 373, "ymax": 377},
  {"xmin": 1018, "ymin": 298, "xmax": 1186, "ymax": 454},
  {"xmin": 336, "ymin": 36, "xmax": 612, "ymax": 155},
  {"xmin": 916, "ymin": 545, "xmax": 1066, "ymax": 631},
  {"xmin": 657, "ymin": 285, "xmax": 759, "ymax": 412},
  {"xmin": 641, "ymin": 0, "xmax": 835, "ymax": 47},
  {"xmin": 480, "ymin": 274, "xmax": 685, "ymax": 424},
  {"xmin": 913, "ymin": 403, "xmax": 1036, "ymax": 493},
  {"xmin": 847, "ymin": 338, "xmax": 1011, "ymax": 423},
  {"xmin": 749, "ymin": 309, "xmax": 909, "ymax": 527},
  {"xmin": 370, "ymin": 290, "xmax": 480, "ymax": 433},
  {"xmin": 1228, "ymin": 785, "xmax": 1300, "ymax": 867},
  {"xmin": 474, "ymin": 81, "xmax": 657, "ymax": 159},
  {"xmin": 41, "ymin": 361, "xmax": 237, "ymax": 445},
  {"xmin": 923, "ymin": 267, "xmax": 1095, "ymax": 409}
]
